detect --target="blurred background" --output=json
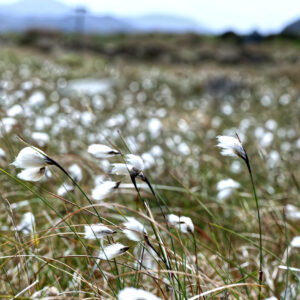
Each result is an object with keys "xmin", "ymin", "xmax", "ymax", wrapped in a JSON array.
[{"xmin": 1, "ymin": 1, "xmax": 300, "ymax": 298}]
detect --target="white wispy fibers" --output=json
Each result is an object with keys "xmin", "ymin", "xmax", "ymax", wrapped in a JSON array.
[
  {"xmin": 142, "ymin": 153, "xmax": 155, "ymax": 169},
  {"xmin": 168, "ymin": 214, "xmax": 194, "ymax": 233},
  {"xmin": 125, "ymin": 154, "xmax": 144, "ymax": 172},
  {"xmin": 84, "ymin": 224, "xmax": 116, "ymax": 240},
  {"xmin": 216, "ymin": 178, "xmax": 240, "ymax": 201},
  {"xmin": 285, "ymin": 204, "xmax": 300, "ymax": 221},
  {"xmin": 12, "ymin": 147, "xmax": 47, "ymax": 168},
  {"xmin": 68, "ymin": 164, "xmax": 83, "ymax": 182},
  {"xmin": 110, "ymin": 163, "xmax": 133, "ymax": 176},
  {"xmin": 88, "ymin": 144, "xmax": 120, "ymax": 158},
  {"xmin": 260, "ymin": 132, "xmax": 274, "ymax": 148},
  {"xmin": 98, "ymin": 243, "xmax": 129, "ymax": 260},
  {"xmin": 110, "ymin": 155, "xmax": 145, "ymax": 179},
  {"xmin": 134, "ymin": 246, "xmax": 158, "ymax": 270},
  {"xmin": 91, "ymin": 181, "xmax": 119, "ymax": 201},
  {"xmin": 290, "ymin": 236, "xmax": 300, "ymax": 248},
  {"xmin": 216, "ymin": 135, "xmax": 247, "ymax": 161},
  {"xmin": 11, "ymin": 147, "xmax": 48, "ymax": 181},
  {"xmin": 123, "ymin": 217, "xmax": 146, "ymax": 242},
  {"xmin": 118, "ymin": 287, "xmax": 161, "ymax": 300},
  {"xmin": 0, "ymin": 117, "xmax": 17, "ymax": 135},
  {"xmin": 0, "ymin": 147, "xmax": 6, "ymax": 158},
  {"xmin": 31, "ymin": 132, "xmax": 50, "ymax": 147},
  {"xmin": 28, "ymin": 91, "xmax": 45, "ymax": 106},
  {"xmin": 16, "ymin": 212, "xmax": 35, "ymax": 234},
  {"xmin": 57, "ymin": 183, "xmax": 73, "ymax": 196},
  {"xmin": 7, "ymin": 104, "xmax": 23, "ymax": 117},
  {"xmin": 147, "ymin": 118, "xmax": 162, "ymax": 139}
]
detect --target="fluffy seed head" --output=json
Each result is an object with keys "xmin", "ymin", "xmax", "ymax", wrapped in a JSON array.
[
  {"xmin": 123, "ymin": 217, "xmax": 147, "ymax": 242},
  {"xmin": 84, "ymin": 224, "xmax": 116, "ymax": 240},
  {"xmin": 11, "ymin": 147, "xmax": 47, "ymax": 169},
  {"xmin": 216, "ymin": 135, "xmax": 247, "ymax": 161},
  {"xmin": 88, "ymin": 144, "xmax": 120, "ymax": 158},
  {"xmin": 91, "ymin": 181, "xmax": 119, "ymax": 201},
  {"xmin": 17, "ymin": 167, "xmax": 46, "ymax": 182},
  {"xmin": 118, "ymin": 287, "xmax": 162, "ymax": 300},
  {"xmin": 17, "ymin": 212, "xmax": 35, "ymax": 234},
  {"xmin": 168, "ymin": 214, "xmax": 194, "ymax": 233},
  {"xmin": 98, "ymin": 243, "xmax": 129, "ymax": 260},
  {"xmin": 125, "ymin": 154, "xmax": 144, "ymax": 172}
]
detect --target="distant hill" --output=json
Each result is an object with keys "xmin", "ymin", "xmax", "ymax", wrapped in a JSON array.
[
  {"xmin": 282, "ymin": 18, "xmax": 300, "ymax": 36},
  {"xmin": 0, "ymin": 0, "xmax": 208, "ymax": 34}
]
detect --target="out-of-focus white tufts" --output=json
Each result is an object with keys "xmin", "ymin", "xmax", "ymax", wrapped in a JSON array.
[
  {"xmin": 17, "ymin": 212, "xmax": 35, "ymax": 234},
  {"xmin": 291, "ymin": 236, "xmax": 300, "ymax": 248},
  {"xmin": 91, "ymin": 181, "xmax": 119, "ymax": 201},
  {"xmin": 285, "ymin": 204, "xmax": 300, "ymax": 221},
  {"xmin": 123, "ymin": 217, "xmax": 146, "ymax": 242},
  {"xmin": 57, "ymin": 183, "xmax": 74, "ymax": 196},
  {"xmin": 168, "ymin": 214, "xmax": 194, "ymax": 233},
  {"xmin": 118, "ymin": 287, "xmax": 162, "ymax": 300},
  {"xmin": 68, "ymin": 164, "xmax": 83, "ymax": 182}
]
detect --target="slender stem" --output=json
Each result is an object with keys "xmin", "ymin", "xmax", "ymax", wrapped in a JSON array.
[{"xmin": 246, "ymin": 160, "xmax": 263, "ymax": 298}]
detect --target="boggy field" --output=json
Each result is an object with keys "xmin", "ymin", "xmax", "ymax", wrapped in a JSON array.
[{"xmin": 0, "ymin": 39, "xmax": 300, "ymax": 299}]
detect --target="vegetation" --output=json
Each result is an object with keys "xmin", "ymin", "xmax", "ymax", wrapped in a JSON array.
[{"xmin": 0, "ymin": 38, "xmax": 299, "ymax": 299}]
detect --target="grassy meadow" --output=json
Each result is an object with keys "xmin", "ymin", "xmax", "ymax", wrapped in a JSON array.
[{"xmin": 0, "ymin": 37, "xmax": 300, "ymax": 299}]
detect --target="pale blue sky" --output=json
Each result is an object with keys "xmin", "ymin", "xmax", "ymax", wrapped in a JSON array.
[{"xmin": 1, "ymin": 0, "xmax": 300, "ymax": 33}]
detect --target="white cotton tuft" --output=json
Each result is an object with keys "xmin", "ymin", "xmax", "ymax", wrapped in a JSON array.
[
  {"xmin": 17, "ymin": 212, "xmax": 35, "ymax": 234},
  {"xmin": 57, "ymin": 183, "xmax": 74, "ymax": 196},
  {"xmin": 98, "ymin": 243, "xmax": 129, "ymax": 260},
  {"xmin": 17, "ymin": 167, "xmax": 46, "ymax": 182},
  {"xmin": 11, "ymin": 147, "xmax": 47, "ymax": 169},
  {"xmin": 216, "ymin": 135, "xmax": 247, "ymax": 161},
  {"xmin": 88, "ymin": 144, "xmax": 120, "ymax": 158},
  {"xmin": 168, "ymin": 214, "xmax": 194, "ymax": 233},
  {"xmin": 84, "ymin": 224, "xmax": 116, "ymax": 240},
  {"xmin": 123, "ymin": 217, "xmax": 146, "ymax": 242},
  {"xmin": 125, "ymin": 154, "xmax": 144, "ymax": 171},
  {"xmin": 110, "ymin": 163, "xmax": 133, "ymax": 176},
  {"xmin": 91, "ymin": 181, "xmax": 119, "ymax": 201},
  {"xmin": 118, "ymin": 287, "xmax": 162, "ymax": 300},
  {"xmin": 68, "ymin": 164, "xmax": 83, "ymax": 182},
  {"xmin": 291, "ymin": 236, "xmax": 300, "ymax": 248}
]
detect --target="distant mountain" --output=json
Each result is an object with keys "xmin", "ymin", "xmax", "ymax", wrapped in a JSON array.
[
  {"xmin": 0, "ymin": 0, "xmax": 71, "ymax": 17},
  {"xmin": 126, "ymin": 14, "xmax": 209, "ymax": 33},
  {"xmin": 0, "ymin": 0, "xmax": 208, "ymax": 34},
  {"xmin": 282, "ymin": 18, "xmax": 300, "ymax": 36}
]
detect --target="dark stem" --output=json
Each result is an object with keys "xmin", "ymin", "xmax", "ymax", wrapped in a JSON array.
[{"xmin": 245, "ymin": 159, "xmax": 263, "ymax": 298}]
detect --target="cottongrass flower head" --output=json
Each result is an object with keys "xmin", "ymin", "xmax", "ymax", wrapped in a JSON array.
[
  {"xmin": 91, "ymin": 180, "xmax": 120, "ymax": 201},
  {"xmin": 11, "ymin": 147, "xmax": 50, "ymax": 181},
  {"xmin": 216, "ymin": 178, "xmax": 240, "ymax": 201},
  {"xmin": 216, "ymin": 135, "xmax": 247, "ymax": 162},
  {"xmin": 17, "ymin": 212, "xmax": 35, "ymax": 234},
  {"xmin": 68, "ymin": 163, "xmax": 83, "ymax": 182},
  {"xmin": 88, "ymin": 144, "xmax": 120, "ymax": 158},
  {"xmin": 111, "ymin": 154, "xmax": 145, "ymax": 179},
  {"xmin": 98, "ymin": 243, "xmax": 129, "ymax": 260},
  {"xmin": 118, "ymin": 287, "xmax": 161, "ymax": 300},
  {"xmin": 84, "ymin": 224, "xmax": 116, "ymax": 240},
  {"xmin": 123, "ymin": 217, "xmax": 147, "ymax": 242},
  {"xmin": 168, "ymin": 214, "xmax": 194, "ymax": 234},
  {"xmin": 57, "ymin": 183, "xmax": 73, "ymax": 196}
]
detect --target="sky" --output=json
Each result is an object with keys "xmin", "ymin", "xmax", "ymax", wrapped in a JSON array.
[{"xmin": 1, "ymin": 0, "xmax": 300, "ymax": 34}]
